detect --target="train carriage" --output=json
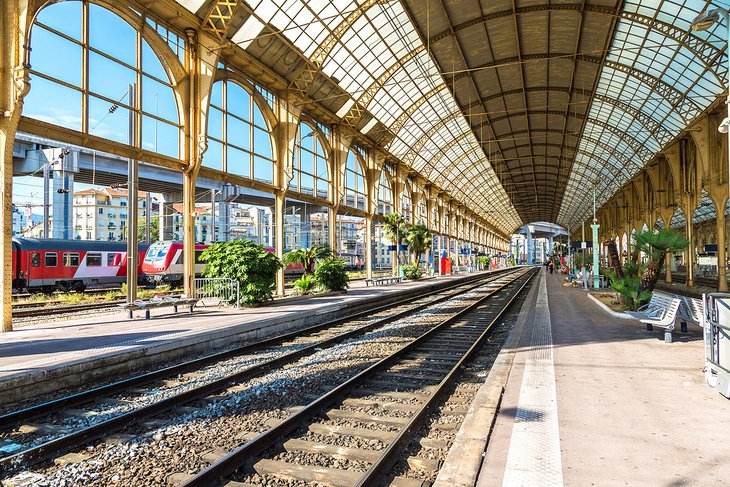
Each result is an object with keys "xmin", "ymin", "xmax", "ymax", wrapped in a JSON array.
[{"xmin": 12, "ymin": 238, "xmax": 149, "ymax": 292}]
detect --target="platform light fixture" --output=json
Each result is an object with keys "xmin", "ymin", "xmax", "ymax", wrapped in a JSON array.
[{"xmin": 690, "ymin": 8, "xmax": 730, "ymax": 196}]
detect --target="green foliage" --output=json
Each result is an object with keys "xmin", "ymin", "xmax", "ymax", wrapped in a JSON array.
[
  {"xmin": 282, "ymin": 244, "xmax": 332, "ymax": 275},
  {"xmin": 405, "ymin": 223, "xmax": 431, "ymax": 263},
  {"xmin": 507, "ymin": 257, "xmax": 516, "ymax": 267},
  {"xmin": 314, "ymin": 258, "xmax": 349, "ymax": 292},
  {"xmin": 605, "ymin": 269, "xmax": 652, "ymax": 311},
  {"xmin": 633, "ymin": 228, "xmax": 689, "ymax": 262},
  {"xmin": 383, "ymin": 212, "xmax": 407, "ymax": 245},
  {"xmin": 293, "ymin": 274, "xmax": 318, "ymax": 296},
  {"xmin": 200, "ymin": 239, "xmax": 281, "ymax": 305},
  {"xmin": 138, "ymin": 216, "xmax": 159, "ymax": 242},
  {"xmin": 478, "ymin": 256, "xmax": 490, "ymax": 267},
  {"xmin": 402, "ymin": 262, "xmax": 423, "ymax": 280}
]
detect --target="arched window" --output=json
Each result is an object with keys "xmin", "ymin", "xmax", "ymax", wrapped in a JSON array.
[
  {"xmin": 378, "ymin": 170, "xmax": 393, "ymax": 216},
  {"xmin": 24, "ymin": 2, "xmax": 181, "ymax": 158},
  {"xmin": 291, "ymin": 121, "xmax": 329, "ymax": 200},
  {"xmin": 206, "ymin": 79, "xmax": 274, "ymax": 184},
  {"xmin": 342, "ymin": 150, "xmax": 367, "ymax": 211},
  {"xmin": 399, "ymin": 181, "xmax": 412, "ymax": 223}
]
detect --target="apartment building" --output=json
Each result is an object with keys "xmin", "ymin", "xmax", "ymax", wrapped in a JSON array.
[{"xmin": 72, "ymin": 188, "xmax": 155, "ymax": 241}]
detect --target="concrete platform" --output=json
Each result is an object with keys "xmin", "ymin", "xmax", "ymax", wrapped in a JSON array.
[
  {"xmin": 437, "ymin": 268, "xmax": 730, "ymax": 487},
  {"xmin": 0, "ymin": 271, "xmax": 491, "ymax": 405}
]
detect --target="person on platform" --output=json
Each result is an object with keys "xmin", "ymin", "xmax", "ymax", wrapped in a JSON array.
[{"xmin": 548, "ymin": 261, "xmax": 554, "ymax": 274}]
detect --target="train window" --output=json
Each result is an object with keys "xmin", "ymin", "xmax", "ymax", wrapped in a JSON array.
[
  {"xmin": 63, "ymin": 252, "xmax": 80, "ymax": 267},
  {"xmin": 45, "ymin": 252, "xmax": 57, "ymax": 267},
  {"xmin": 31, "ymin": 253, "xmax": 41, "ymax": 267},
  {"xmin": 195, "ymin": 250, "xmax": 204, "ymax": 263},
  {"xmin": 86, "ymin": 252, "xmax": 102, "ymax": 266},
  {"xmin": 107, "ymin": 253, "xmax": 121, "ymax": 266}
]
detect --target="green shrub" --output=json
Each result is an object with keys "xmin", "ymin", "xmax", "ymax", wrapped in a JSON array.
[
  {"xmin": 293, "ymin": 274, "xmax": 318, "ymax": 296},
  {"xmin": 200, "ymin": 239, "xmax": 281, "ymax": 305},
  {"xmin": 314, "ymin": 258, "xmax": 349, "ymax": 292},
  {"xmin": 402, "ymin": 262, "xmax": 423, "ymax": 280}
]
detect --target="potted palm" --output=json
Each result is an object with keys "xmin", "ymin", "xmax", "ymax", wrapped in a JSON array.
[
  {"xmin": 282, "ymin": 244, "xmax": 333, "ymax": 275},
  {"xmin": 383, "ymin": 213, "xmax": 407, "ymax": 276}
]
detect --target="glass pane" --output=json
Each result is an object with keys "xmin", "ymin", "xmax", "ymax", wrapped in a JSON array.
[
  {"xmin": 31, "ymin": 26, "xmax": 82, "ymax": 87},
  {"xmin": 142, "ymin": 116, "xmax": 179, "ymax": 158},
  {"xmin": 210, "ymin": 80, "xmax": 223, "ymax": 108},
  {"xmin": 142, "ymin": 75, "xmax": 178, "ymax": 123},
  {"xmin": 89, "ymin": 4, "xmax": 137, "ymax": 67},
  {"xmin": 227, "ymin": 114, "xmax": 251, "ymax": 149},
  {"xmin": 227, "ymin": 145, "xmax": 250, "ymax": 178},
  {"xmin": 226, "ymin": 82, "xmax": 250, "ymax": 119},
  {"xmin": 207, "ymin": 106, "xmax": 223, "ymax": 140},
  {"xmin": 141, "ymin": 39, "xmax": 169, "ymax": 81},
  {"xmin": 36, "ymin": 1, "xmax": 82, "ymax": 40},
  {"xmin": 24, "ymin": 77, "xmax": 82, "ymax": 131},
  {"xmin": 89, "ymin": 95, "xmax": 131, "ymax": 144},
  {"xmin": 253, "ymin": 103, "xmax": 267, "ymax": 129},
  {"xmin": 89, "ymin": 51, "xmax": 137, "ymax": 101},
  {"xmin": 254, "ymin": 156, "xmax": 273, "ymax": 184},
  {"xmin": 253, "ymin": 126, "xmax": 272, "ymax": 159},
  {"xmin": 204, "ymin": 138, "xmax": 223, "ymax": 170}
]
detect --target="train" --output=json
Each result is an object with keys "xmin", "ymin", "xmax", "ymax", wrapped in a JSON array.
[
  {"xmin": 141, "ymin": 241, "xmax": 304, "ymax": 284},
  {"xmin": 11, "ymin": 238, "xmax": 306, "ymax": 292},
  {"xmin": 11, "ymin": 237, "xmax": 149, "ymax": 293}
]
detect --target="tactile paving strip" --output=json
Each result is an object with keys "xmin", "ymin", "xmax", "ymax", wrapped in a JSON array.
[{"xmin": 502, "ymin": 272, "xmax": 563, "ymax": 486}]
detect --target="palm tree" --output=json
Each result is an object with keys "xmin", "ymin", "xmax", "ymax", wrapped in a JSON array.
[
  {"xmin": 603, "ymin": 235, "xmax": 624, "ymax": 278},
  {"xmin": 282, "ymin": 244, "xmax": 332, "ymax": 275},
  {"xmin": 632, "ymin": 228, "xmax": 688, "ymax": 294},
  {"xmin": 406, "ymin": 223, "xmax": 431, "ymax": 265},
  {"xmin": 383, "ymin": 212, "xmax": 407, "ymax": 273}
]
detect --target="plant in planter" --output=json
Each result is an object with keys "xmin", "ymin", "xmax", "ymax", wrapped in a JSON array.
[
  {"xmin": 200, "ymin": 239, "xmax": 281, "ymax": 305},
  {"xmin": 292, "ymin": 274, "xmax": 318, "ymax": 296},
  {"xmin": 405, "ymin": 223, "xmax": 431, "ymax": 264},
  {"xmin": 314, "ymin": 258, "xmax": 349, "ymax": 292},
  {"xmin": 402, "ymin": 262, "xmax": 423, "ymax": 280},
  {"xmin": 282, "ymin": 244, "xmax": 332, "ymax": 275}
]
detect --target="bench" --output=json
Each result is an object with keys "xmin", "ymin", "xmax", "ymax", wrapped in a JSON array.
[
  {"xmin": 119, "ymin": 296, "xmax": 199, "ymax": 319},
  {"xmin": 624, "ymin": 291, "xmax": 673, "ymax": 321},
  {"xmin": 639, "ymin": 297, "xmax": 682, "ymax": 343},
  {"xmin": 364, "ymin": 277, "xmax": 403, "ymax": 287},
  {"xmin": 676, "ymin": 294, "xmax": 703, "ymax": 332}
]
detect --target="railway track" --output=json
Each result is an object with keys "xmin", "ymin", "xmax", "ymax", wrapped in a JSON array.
[
  {"xmin": 11, "ymin": 301, "xmax": 125, "ymax": 318},
  {"xmin": 0, "ymin": 268, "xmax": 522, "ymax": 480},
  {"xmin": 182, "ymin": 268, "xmax": 534, "ymax": 486}
]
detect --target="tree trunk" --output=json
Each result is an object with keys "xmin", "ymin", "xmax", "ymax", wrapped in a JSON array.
[
  {"xmin": 603, "ymin": 238, "xmax": 623, "ymax": 278},
  {"xmin": 640, "ymin": 256, "xmax": 665, "ymax": 294}
]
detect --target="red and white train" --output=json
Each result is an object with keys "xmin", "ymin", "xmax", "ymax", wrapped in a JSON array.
[
  {"xmin": 142, "ymin": 241, "xmax": 304, "ymax": 284},
  {"xmin": 11, "ymin": 237, "xmax": 149, "ymax": 293}
]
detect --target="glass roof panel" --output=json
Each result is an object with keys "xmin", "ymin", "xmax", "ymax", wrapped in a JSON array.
[{"xmin": 559, "ymin": 0, "xmax": 726, "ymax": 230}]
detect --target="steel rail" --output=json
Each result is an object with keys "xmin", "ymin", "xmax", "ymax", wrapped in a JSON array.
[
  {"xmin": 11, "ymin": 301, "xmax": 125, "ymax": 317},
  {"xmin": 0, "ymin": 269, "xmax": 517, "ymax": 471},
  {"xmin": 181, "ymin": 268, "xmax": 534, "ymax": 487},
  {"xmin": 355, "ymin": 272, "xmax": 534, "ymax": 485}
]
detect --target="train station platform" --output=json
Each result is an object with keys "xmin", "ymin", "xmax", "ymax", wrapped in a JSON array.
[
  {"xmin": 0, "ymin": 271, "xmax": 489, "ymax": 406},
  {"xmin": 437, "ymin": 268, "xmax": 730, "ymax": 486}
]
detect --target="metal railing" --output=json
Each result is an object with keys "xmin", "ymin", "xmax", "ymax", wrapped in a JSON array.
[
  {"xmin": 192, "ymin": 278, "xmax": 240, "ymax": 308},
  {"xmin": 704, "ymin": 294, "xmax": 730, "ymax": 398}
]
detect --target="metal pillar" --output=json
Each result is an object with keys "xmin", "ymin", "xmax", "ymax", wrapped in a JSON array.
[
  {"xmin": 210, "ymin": 189, "xmax": 216, "ymax": 243},
  {"xmin": 43, "ymin": 162, "xmax": 50, "ymax": 238},
  {"xmin": 182, "ymin": 170, "xmax": 197, "ymax": 297},
  {"xmin": 365, "ymin": 214, "xmax": 373, "ymax": 280},
  {"xmin": 687, "ymin": 216, "xmax": 695, "ymax": 287},
  {"xmin": 126, "ymin": 84, "xmax": 139, "ymax": 309},
  {"xmin": 275, "ymin": 192, "xmax": 285, "ymax": 296},
  {"xmin": 144, "ymin": 192, "xmax": 151, "ymax": 243},
  {"xmin": 717, "ymin": 205, "xmax": 728, "ymax": 292},
  {"xmin": 52, "ymin": 170, "xmax": 73, "ymax": 239},
  {"xmin": 219, "ymin": 199, "xmax": 229, "ymax": 242},
  {"xmin": 591, "ymin": 223, "xmax": 600, "ymax": 289}
]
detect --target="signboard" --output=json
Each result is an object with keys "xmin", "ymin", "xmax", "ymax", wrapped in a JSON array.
[
  {"xmin": 386, "ymin": 245, "xmax": 409, "ymax": 251},
  {"xmin": 704, "ymin": 244, "xmax": 718, "ymax": 252},
  {"xmin": 581, "ymin": 241, "xmax": 587, "ymax": 249}
]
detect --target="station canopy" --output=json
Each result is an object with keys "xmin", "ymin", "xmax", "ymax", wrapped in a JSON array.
[{"xmin": 176, "ymin": 0, "xmax": 727, "ymax": 234}]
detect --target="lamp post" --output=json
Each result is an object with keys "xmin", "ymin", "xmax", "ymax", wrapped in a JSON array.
[{"xmin": 691, "ymin": 8, "xmax": 730, "ymax": 196}]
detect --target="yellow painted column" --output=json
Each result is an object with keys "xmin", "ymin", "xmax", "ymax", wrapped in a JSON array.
[
  {"xmin": 717, "ymin": 206, "xmax": 728, "ymax": 292},
  {"xmin": 665, "ymin": 249, "xmax": 672, "ymax": 284},
  {"xmin": 365, "ymin": 214, "xmax": 373, "ymax": 280},
  {"xmin": 182, "ymin": 169, "xmax": 198, "ymax": 297},
  {"xmin": 1, "ymin": 0, "xmax": 28, "ymax": 333},
  {"xmin": 275, "ymin": 191, "xmax": 285, "ymax": 296}
]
